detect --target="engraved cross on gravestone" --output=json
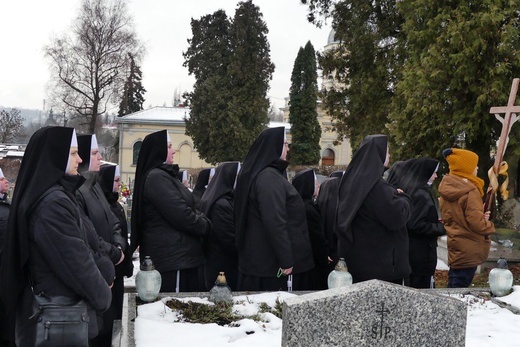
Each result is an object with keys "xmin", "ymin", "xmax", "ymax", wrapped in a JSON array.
[{"xmin": 281, "ymin": 280, "xmax": 467, "ymax": 347}]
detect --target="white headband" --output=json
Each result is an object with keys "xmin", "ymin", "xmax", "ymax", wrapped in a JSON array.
[
  {"xmin": 166, "ymin": 131, "xmax": 171, "ymax": 142},
  {"xmin": 91, "ymin": 134, "xmax": 99, "ymax": 150},
  {"xmin": 115, "ymin": 165, "xmax": 120, "ymax": 177},
  {"xmin": 88, "ymin": 135, "xmax": 99, "ymax": 171},
  {"xmin": 0, "ymin": 168, "xmax": 4, "ymax": 179},
  {"xmin": 66, "ymin": 129, "xmax": 78, "ymax": 173}
]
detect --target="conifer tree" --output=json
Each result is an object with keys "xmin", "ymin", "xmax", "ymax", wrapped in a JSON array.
[
  {"xmin": 289, "ymin": 41, "xmax": 321, "ymax": 165},
  {"xmin": 183, "ymin": 1, "xmax": 274, "ymax": 164},
  {"xmin": 118, "ymin": 54, "xmax": 146, "ymax": 116}
]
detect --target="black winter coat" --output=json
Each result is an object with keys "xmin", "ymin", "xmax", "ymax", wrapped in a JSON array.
[
  {"xmin": 106, "ymin": 193, "xmax": 133, "ymax": 278},
  {"xmin": 304, "ymin": 200, "xmax": 329, "ymax": 290},
  {"xmin": 77, "ymin": 173, "xmax": 126, "ymax": 264},
  {"xmin": 24, "ymin": 183, "xmax": 112, "ymax": 340},
  {"xmin": 341, "ymin": 178, "xmax": 412, "ymax": 283},
  {"xmin": 238, "ymin": 166, "xmax": 314, "ymax": 277},
  {"xmin": 407, "ymin": 186, "xmax": 446, "ymax": 276},
  {"xmin": 203, "ymin": 194, "xmax": 238, "ymax": 290},
  {"xmin": 140, "ymin": 166, "xmax": 211, "ymax": 273}
]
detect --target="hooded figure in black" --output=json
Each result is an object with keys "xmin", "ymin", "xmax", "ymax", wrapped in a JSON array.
[
  {"xmin": 335, "ymin": 134, "xmax": 412, "ymax": 284},
  {"xmin": 130, "ymin": 130, "xmax": 211, "ymax": 292},
  {"xmin": 0, "ymin": 127, "xmax": 112, "ymax": 346},
  {"xmin": 192, "ymin": 168, "xmax": 212, "ymax": 207},
  {"xmin": 399, "ymin": 157, "xmax": 446, "ymax": 288},
  {"xmin": 292, "ymin": 169, "xmax": 329, "ymax": 290},
  {"xmin": 76, "ymin": 135, "xmax": 127, "ymax": 347},
  {"xmin": 198, "ymin": 162, "xmax": 240, "ymax": 290},
  {"xmin": 97, "ymin": 164, "xmax": 134, "ymax": 319},
  {"xmin": 316, "ymin": 170, "xmax": 343, "ymax": 274},
  {"xmin": 234, "ymin": 127, "xmax": 314, "ymax": 291}
]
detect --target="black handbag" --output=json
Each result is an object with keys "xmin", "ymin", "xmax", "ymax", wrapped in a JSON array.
[{"xmin": 30, "ymin": 294, "xmax": 89, "ymax": 347}]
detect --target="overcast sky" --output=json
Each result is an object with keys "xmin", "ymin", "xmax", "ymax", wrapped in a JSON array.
[{"xmin": 0, "ymin": 0, "xmax": 331, "ymax": 112}]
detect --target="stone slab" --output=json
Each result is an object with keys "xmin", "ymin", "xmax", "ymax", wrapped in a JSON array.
[{"xmin": 282, "ymin": 280, "xmax": 467, "ymax": 347}]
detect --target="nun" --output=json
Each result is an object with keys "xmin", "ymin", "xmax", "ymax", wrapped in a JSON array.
[
  {"xmin": 399, "ymin": 157, "xmax": 446, "ymax": 288},
  {"xmin": 97, "ymin": 164, "xmax": 134, "ymax": 319},
  {"xmin": 0, "ymin": 127, "xmax": 112, "ymax": 346},
  {"xmin": 335, "ymin": 134, "xmax": 412, "ymax": 284},
  {"xmin": 234, "ymin": 127, "xmax": 314, "ymax": 291},
  {"xmin": 292, "ymin": 169, "xmax": 329, "ymax": 290},
  {"xmin": 130, "ymin": 130, "xmax": 211, "ymax": 292},
  {"xmin": 177, "ymin": 169, "xmax": 191, "ymax": 190},
  {"xmin": 76, "ymin": 135, "xmax": 127, "ymax": 347},
  {"xmin": 192, "ymin": 167, "xmax": 213, "ymax": 207},
  {"xmin": 316, "ymin": 170, "xmax": 343, "ymax": 274},
  {"xmin": 198, "ymin": 161, "xmax": 240, "ymax": 290}
]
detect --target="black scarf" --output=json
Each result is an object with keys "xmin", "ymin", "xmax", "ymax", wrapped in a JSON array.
[
  {"xmin": 198, "ymin": 162, "xmax": 240, "ymax": 216},
  {"xmin": 400, "ymin": 157, "xmax": 439, "ymax": 198},
  {"xmin": 335, "ymin": 134, "xmax": 388, "ymax": 244},
  {"xmin": 130, "ymin": 130, "xmax": 168, "ymax": 253},
  {"xmin": 292, "ymin": 168, "xmax": 316, "ymax": 203},
  {"xmin": 234, "ymin": 127, "xmax": 286, "ymax": 248},
  {"xmin": 77, "ymin": 134, "xmax": 95, "ymax": 173}
]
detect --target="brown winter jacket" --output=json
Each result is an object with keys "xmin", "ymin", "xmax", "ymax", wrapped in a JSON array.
[{"xmin": 438, "ymin": 174, "xmax": 495, "ymax": 269}]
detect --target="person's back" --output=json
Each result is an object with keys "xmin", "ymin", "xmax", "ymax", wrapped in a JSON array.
[
  {"xmin": 438, "ymin": 148, "xmax": 495, "ymax": 288},
  {"xmin": 335, "ymin": 134, "xmax": 412, "ymax": 284}
]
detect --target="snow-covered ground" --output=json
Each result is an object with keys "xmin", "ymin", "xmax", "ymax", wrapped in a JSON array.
[{"xmin": 128, "ymin": 258, "xmax": 520, "ymax": 347}]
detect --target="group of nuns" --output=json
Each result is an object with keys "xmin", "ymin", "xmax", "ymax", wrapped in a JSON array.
[
  {"xmin": 0, "ymin": 125, "xmax": 448, "ymax": 344},
  {"xmin": 0, "ymin": 127, "xmax": 131, "ymax": 346}
]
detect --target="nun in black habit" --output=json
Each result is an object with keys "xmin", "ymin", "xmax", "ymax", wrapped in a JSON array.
[
  {"xmin": 130, "ymin": 130, "xmax": 211, "ymax": 292},
  {"xmin": 399, "ymin": 157, "xmax": 445, "ymax": 288},
  {"xmin": 316, "ymin": 170, "xmax": 343, "ymax": 274},
  {"xmin": 97, "ymin": 164, "xmax": 134, "ymax": 318},
  {"xmin": 234, "ymin": 127, "xmax": 314, "ymax": 291},
  {"xmin": 76, "ymin": 134, "xmax": 127, "ymax": 266},
  {"xmin": 335, "ymin": 134, "xmax": 412, "ymax": 284},
  {"xmin": 198, "ymin": 161, "xmax": 240, "ymax": 290},
  {"xmin": 0, "ymin": 127, "xmax": 112, "ymax": 346},
  {"xmin": 76, "ymin": 135, "xmax": 127, "ymax": 347},
  {"xmin": 192, "ymin": 168, "xmax": 213, "ymax": 207},
  {"xmin": 292, "ymin": 169, "xmax": 329, "ymax": 290}
]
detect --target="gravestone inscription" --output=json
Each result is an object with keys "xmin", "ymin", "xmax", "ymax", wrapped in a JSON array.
[{"xmin": 282, "ymin": 280, "xmax": 467, "ymax": 347}]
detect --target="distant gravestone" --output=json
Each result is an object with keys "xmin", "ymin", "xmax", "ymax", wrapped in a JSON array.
[{"xmin": 282, "ymin": 280, "xmax": 467, "ymax": 347}]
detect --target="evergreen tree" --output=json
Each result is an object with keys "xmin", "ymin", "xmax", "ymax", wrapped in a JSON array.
[
  {"xmin": 289, "ymin": 41, "xmax": 321, "ymax": 165},
  {"xmin": 183, "ymin": 1, "xmax": 274, "ymax": 164},
  {"xmin": 390, "ymin": 1, "xmax": 520, "ymax": 178},
  {"xmin": 119, "ymin": 54, "xmax": 146, "ymax": 116},
  {"xmin": 306, "ymin": 0, "xmax": 404, "ymax": 149}
]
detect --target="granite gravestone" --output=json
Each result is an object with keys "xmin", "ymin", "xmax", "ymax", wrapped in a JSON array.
[{"xmin": 282, "ymin": 280, "xmax": 467, "ymax": 347}]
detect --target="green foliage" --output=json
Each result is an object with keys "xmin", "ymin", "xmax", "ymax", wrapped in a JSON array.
[
  {"xmin": 390, "ymin": 0, "xmax": 520, "ymax": 180},
  {"xmin": 118, "ymin": 54, "xmax": 146, "ymax": 117},
  {"xmin": 315, "ymin": 0, "xmax": 404, "ymax": 149},
  {"xmin": 289, "ymin": 41, "xmax": 321, "ymax": 165},
  {"xmin": 183, "ymin": 1, "xmax": 274, "ymax": 164},
  {"xmin": 304, "ymin": 0, "xmax": 520, "ymax": 187},
  {"xmin": 163, "ymin": 297, "xmax": 283, "ymax": 325}
]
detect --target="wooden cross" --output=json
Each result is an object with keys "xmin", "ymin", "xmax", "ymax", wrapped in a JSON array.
[{"xmin": 484, "ymin": 78, "xmax": 520, "ymax": 211}]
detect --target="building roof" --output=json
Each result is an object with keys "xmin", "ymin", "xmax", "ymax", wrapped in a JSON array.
[{"xmin": 116, "ymin": 106, "xmax": 291, "ymax": 130}]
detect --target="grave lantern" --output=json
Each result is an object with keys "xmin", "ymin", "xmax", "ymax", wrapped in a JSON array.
[
  {"xmin": 209, "ymin": 272, "xmax": 233, "ymax": 304},
  {"xmin": 327, "ymin": 257, "xmax": 353, "ymax": 289},
  {"xmin": 135, "ymin": 256, "xmax": 162, "ymax": 302},
  {"xmin": 489, "ymin": 257, "xmax": 513, "ymax": 297}
]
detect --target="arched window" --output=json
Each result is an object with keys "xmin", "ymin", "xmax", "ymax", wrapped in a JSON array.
[
  {"xmin": 132, "ymin": 141, "xmax": 142, "ymax": 165},
  {"xmin": 321, "ymin": 148, "xmax": 335, "ymax": 166}
]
